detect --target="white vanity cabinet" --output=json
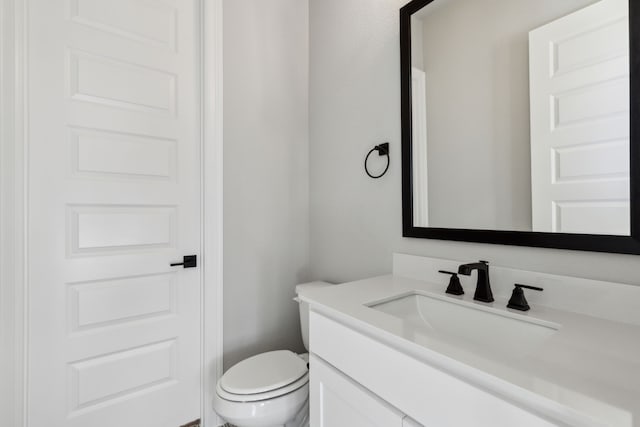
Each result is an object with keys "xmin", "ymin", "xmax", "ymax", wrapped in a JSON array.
[
  {"xmin": 303, "ymin": 256, "xmax": 640, "ymax": 426},
  {"xmin": 309, "ymin": 310, "xmax": 558, "ymax": 427}
]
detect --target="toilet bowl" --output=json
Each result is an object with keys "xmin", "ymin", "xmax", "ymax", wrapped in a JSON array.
[
  {"xmin": 213, "ymin": 351, "xmax": 309, "ymax": 427},
  {"xmin": 213, "ymin": 281, "xmax": 333, "ymax": 427}
]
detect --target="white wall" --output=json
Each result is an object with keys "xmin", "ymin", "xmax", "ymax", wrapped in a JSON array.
[
  {"xmin": 223, "ymin": 0, "xmax": 309, "ymax": 370},
  {"xmin": 410, "ymin": 16, "xmax": 423, "ymax": 70},
  {"xmin": 309, "ymin": 0, "xmax": 640, "ymax": 287}
]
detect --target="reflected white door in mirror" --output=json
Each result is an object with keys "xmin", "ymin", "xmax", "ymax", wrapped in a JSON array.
[{"xmin": 529, "ymin": 0, "xmax": 630, "ymax": 235}]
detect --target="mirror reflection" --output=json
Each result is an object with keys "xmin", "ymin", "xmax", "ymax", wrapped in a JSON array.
[{"xmin": 410, "ymin": 0, "xmax": 630, "ymax": 235}]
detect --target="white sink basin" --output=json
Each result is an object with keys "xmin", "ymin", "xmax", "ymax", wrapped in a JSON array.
[{"xmin": 368, "ymin": 292, "xmax": 560, "ymax": 359}]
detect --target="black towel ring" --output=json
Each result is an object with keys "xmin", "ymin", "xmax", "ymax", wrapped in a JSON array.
[{"xmin": 364, "ymin": 142, "xmax": 390, "ymax": 179}]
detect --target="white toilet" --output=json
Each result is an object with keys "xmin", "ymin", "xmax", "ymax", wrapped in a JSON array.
[{"xmin": 213, "ymin": 281, "xmax": 333, "ymax": 427}]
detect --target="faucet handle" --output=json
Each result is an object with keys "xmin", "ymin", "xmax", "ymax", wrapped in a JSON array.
[
  {"xmin": 507, "ymin": 284, "xmax": 543, "ymax": 311},
  {"xmin": 438, "ymin": 270, "xmax": 464, "ymax": 296}
]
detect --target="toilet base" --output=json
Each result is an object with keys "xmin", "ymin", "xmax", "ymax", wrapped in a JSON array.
[
  {"xmin": 285, "ymin": 398, "xmax": 308, "ymax": 427},
  {"xmin": 213, "ymin": 383, "xmax": 309, "ymax": 427},
  {"xmin": 220, "ymin": 399, "xmax": 307, "ymax": 427},
  {"xmin": 221, "ymin": 398, "xmax": 307, "ymax": 427}
]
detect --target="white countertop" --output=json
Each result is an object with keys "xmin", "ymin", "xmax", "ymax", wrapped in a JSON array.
[{"xmin": 301, "ymin": 274, "xmax": 640, "ymax": 426}]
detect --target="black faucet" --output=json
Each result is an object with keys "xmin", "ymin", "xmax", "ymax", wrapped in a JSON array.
[{"xmin": 457, "ymin": 260, "xmax": 494, "ymax": 303}]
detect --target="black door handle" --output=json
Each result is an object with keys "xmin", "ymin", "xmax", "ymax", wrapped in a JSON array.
[{"xmin": 170, "ymin": 255, "xmax": 197, "ymax": 269}]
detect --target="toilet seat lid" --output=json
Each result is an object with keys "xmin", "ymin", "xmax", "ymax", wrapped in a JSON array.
[{"xmin": 220, "ymin": 350, "xmax": 308, "ymax": 395}]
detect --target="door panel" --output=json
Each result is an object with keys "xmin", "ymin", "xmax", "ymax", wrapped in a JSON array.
[
  {"xmin": 28, "ymin": 1, "xmax": 202, "ymax": 426},
  {"xmin": 529, "ymin": 0, "xmax": 629, "ymax": 235}
]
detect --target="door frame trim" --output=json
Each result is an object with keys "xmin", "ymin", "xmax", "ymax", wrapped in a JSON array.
[
  {"xmin": 0, "ymin": 0, "xmax": 224, "ymax": 425},
  {"xmin": 202, "ymin": 0, "xmax": 224, "ymax": 425},
  {"xmin": 1, "ymin": 0, "xmax": 28, "ymax": 425}
]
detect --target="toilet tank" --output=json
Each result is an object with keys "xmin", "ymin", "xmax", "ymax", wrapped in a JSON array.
[{"xmin": 295, "ymin": 281, "xmax": 334, "ymax": 351}]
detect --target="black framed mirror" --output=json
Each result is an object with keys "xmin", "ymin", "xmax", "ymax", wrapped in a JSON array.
[{"xmin": 400, "ymin": 0, "xmax": 640, "ymax": 254}]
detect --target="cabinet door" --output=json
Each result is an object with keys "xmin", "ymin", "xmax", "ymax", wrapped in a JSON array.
[{"xmin": 310, "ymin": 355, "xmax": 404, "ymax": 427}]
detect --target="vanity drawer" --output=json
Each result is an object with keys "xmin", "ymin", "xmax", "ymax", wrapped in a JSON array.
[{"xmin": 309, "ymin": 310, "xmax": 558, "ymax": 427}]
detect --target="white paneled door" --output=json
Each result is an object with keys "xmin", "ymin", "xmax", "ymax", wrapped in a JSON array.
[
  {"xmin": 28, "ymin": 1, "xmax": 202, "ymax": 426},
  {"xmin": 529, "ymin": 0, "xmax": 630, "ymax": 235}
]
